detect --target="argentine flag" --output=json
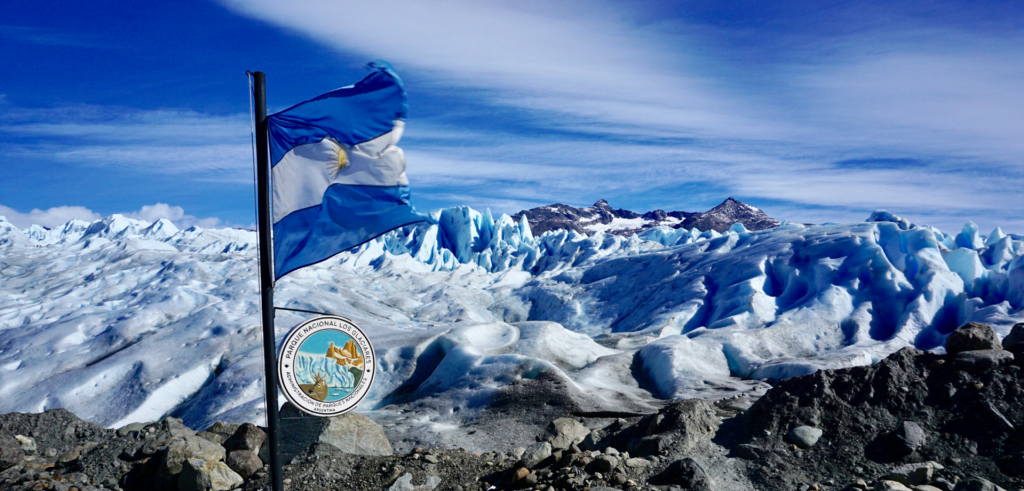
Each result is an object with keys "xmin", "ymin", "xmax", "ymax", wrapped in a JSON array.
[{"xmin": 268, "ymin": 61, "xmax": 428, "ymax": 279}]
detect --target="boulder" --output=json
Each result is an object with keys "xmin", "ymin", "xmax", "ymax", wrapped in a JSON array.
[
  {"xmin": 648, "ymin": 457, "xmax": 712, "ymax": 490},
  {"xmin": 945, "ymin": 323, "xmax": 1001, "ymax": 355},
  {"xmin": 277, "ymin": 403, "xmax": 392, "ymax": 463},
  {"xmin": 13, "ymin": 435, "xmax": 36, "ymax": 455},
  {"xmin": 161, "ymin": 435, "xmax": 227, "ymax": 477},
  {"xmin": 520, "ymin": 442, "xmax": 552, "ymax": 469},
  {"xmin": 876, "ymin": 481, "xmax": 913, "ymax": 491},
  {"xmin": 225, "ymin": 450, "xmax": 262, "ymax": 479},
  {"xmin": 883, "ymin": 461, "xmax": 944, "ymax": 486},
  {"xmin": 387, "ymin": 472, "xmax": 442, "ymax": 491},
  {"xmin": 196, "ymin": 421, "xmax": 239, "ymax": 446},
  {"xmin": 547, "ymin": 418, "xmax": 590, "ymax": 451},
  {"xmin": 889, "ymin": 422, "xmax": 927, "ymax": 456},
  {"xmin": 0, "ymin": 434, "xmax": 25, "ymax": 471},
  {"xmin": 223, "ymin": 423, "xmax": 265, "ymax": 453},
  {"xmin": 620, "ymin": 400, "xmax": 717, "ymax": 456},
  {"xmin": 786, "ymin": 426, "xmax": 823, "ymax": 449},
  {"xmin": 178, "ymin": 458, "xmax": 244, "ymax": 491},
  {"xmin": 736, "ymin": 443, "xmax": 765, "ymax": 460},
  {"xmin": 1002, "ymin": 323, "xmax": 1024, "ymax": 354},
  {"xmin": 952, "ymin": 477, "xmax": 1007, "ymax": 491},
  {"xmin": 953, "ymin": 350, "xmax": 1014, "ymax": 371}
]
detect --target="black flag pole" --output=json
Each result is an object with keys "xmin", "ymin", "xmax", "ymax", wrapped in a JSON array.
[{"xmin": 252, "ymin": 71, "xmax": 285, "ymax": 491}]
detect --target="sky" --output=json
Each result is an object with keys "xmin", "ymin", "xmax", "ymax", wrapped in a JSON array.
[{"xmin": 1, "ymin": 0, "xmax": 1022, "ymax": 234}]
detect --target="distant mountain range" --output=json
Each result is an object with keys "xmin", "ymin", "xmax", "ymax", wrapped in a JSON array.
[{"xmin": 512, "ymin": 197, "xmax": 781, "ymax": 236}]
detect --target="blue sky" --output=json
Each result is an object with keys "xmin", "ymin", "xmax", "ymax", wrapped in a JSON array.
[{"xmin": 2, "ymin": 1, "xmax": 1022, "ymax": 234}]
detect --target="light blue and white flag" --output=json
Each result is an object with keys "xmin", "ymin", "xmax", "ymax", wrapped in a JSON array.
[{"xmin": 268, "ymin": 61, "xmax": 428, "ymax": 279}]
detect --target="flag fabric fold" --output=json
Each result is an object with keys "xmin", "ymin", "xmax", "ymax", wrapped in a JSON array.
[{"xmin": 268, "ymin": 61, "xmax": 428, "ymax": 279}]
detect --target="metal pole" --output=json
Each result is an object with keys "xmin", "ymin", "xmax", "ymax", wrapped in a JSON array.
[{"xmin": 252, "ymin": 71, "xmax": 285, "ymax": 491}]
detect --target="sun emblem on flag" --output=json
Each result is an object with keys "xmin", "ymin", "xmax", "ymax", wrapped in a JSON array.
[{"xmin": 329, "ymin": 144, "xmax": 350, "ymax": 178}]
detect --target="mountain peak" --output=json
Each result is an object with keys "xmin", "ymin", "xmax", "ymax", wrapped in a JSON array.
[{"xmin": 514, "ymin": 198, "xmax": 780, "ymax": 236}]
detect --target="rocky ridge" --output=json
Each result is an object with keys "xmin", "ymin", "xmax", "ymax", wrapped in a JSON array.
[
  {"xmin": 511, "ymin": 197, "xmax": 780, "ymax": 236},
  {"xmin": 2, "ymin": 322, "xmax": 1022, "ymax": 491}
]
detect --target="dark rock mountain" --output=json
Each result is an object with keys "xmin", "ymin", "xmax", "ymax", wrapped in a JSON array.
[{"xmin": 512, "ymin": 197, "xmax": 780, "ymax": 236}]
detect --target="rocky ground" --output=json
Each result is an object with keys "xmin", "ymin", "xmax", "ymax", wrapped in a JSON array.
[{"xmin": 1, "ymin": 322, "xmax": 1023, "ymax": 491}]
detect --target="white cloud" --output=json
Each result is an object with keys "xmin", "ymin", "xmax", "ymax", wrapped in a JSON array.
[
  {"xmin": 0, "ymin": 105, "xmax": 252, "ymax": 181},
  {"xmin": 125, "ymin": 203, "xmax": 224, "ymax": 229},
  {"xmin": 0, "ymin": 203, "xmax": 227, "ymax": 231},
  {"xmin": 0, "ymin": 204, "xmax": 101, "ymax": 229}
]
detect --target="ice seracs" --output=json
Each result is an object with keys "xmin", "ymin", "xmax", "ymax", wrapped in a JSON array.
[{"xmin": 0, "ymin": 206, "xmax": 1023, "ymax": 445}]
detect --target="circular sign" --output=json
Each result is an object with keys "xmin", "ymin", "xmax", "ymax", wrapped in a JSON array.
[{"xmin": 278, "ymin": 315, "xmax": 375, "ymax": 416}]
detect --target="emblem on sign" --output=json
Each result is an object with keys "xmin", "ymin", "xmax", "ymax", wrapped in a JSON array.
[{"xmin": 278, "ymin": 315, "xmax": 375, "ymax": 416}]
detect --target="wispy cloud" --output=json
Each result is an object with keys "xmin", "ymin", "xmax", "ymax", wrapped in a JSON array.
[
  {"xmin": 0, "ymin": 104, "xmax": 253, "ymax": 182},
  {"xmin": 221, "ymin": 0, "xmax": 1024, "ymax": 232},
  {"xmin": 0, "ymin": 202, "xmax": 231, "ymax": 230}
]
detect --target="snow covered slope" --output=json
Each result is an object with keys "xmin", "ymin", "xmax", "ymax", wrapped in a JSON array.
[{"xmin": 1, "ymin": 207, "xmax": 1022, "ymax": 441}]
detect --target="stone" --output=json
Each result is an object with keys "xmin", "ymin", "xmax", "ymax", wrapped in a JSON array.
[
  {"xmin": 625, "ymin": 434, "xmax": 670, "ymax": 457},
  {"xmin": 736, "ymin": 443, "xmax": 764, "ymax": 460},
  {"xmin": 387, "ymin": 472, "xmax": 441, "ymax": 491},
  {"xmin": 224, "ymin": 450, "xmax": 261, "ymax": 479},
  {"xmin": 589, "ymin": 455, "xmax": 618, "ymax": 473},
  {"xmin": 1003, "ymin": 323, "xmax": 1024, "ymax": 354},
  {"xmin": 579, "ymin": 429, "xmax": 603, "ymax": 451},
  {"xmin": 520, "ymin": 442, "xmax": 552, "ymax": 469},
  {"xmin": 161, "ymin": 435, "xmax": 227, "ymax": 477},
  {"xmin": 982, "ymin": 401, "xmax": 1015, "ymax": 432},
  {"xmin": 178, "ymin": 458, "xmax": 243, "ymax": 491},
  {"xmin": 155, "ymin": 417, "xmax": 196, "ymax": 439},
  {"xmin": 0, "ymin": 434, "xmax": 25, "ymax": 471},
  {"xmin": 884, "ymin": 462, "xmax": 944, "ymax": 486},
  {"xmin": 223, "ymin": 423, "xmax": 265, "ymax": 453},
  {"xmin": 278, "ymin": 403, "xmax": 392, "ymax": 463},
  {"xmin": 952, "ymin": 478, "xmax": 1008, "ymax": 491},
  {"xmin": 512, "ymin": 447, "xmax": 526, "ymax": 460},
  {"xmin": 890, "ymin": 422, "xmax": 927, "ymax": 456},
  {"xmin": 953, "ymin": 350, "xmax": 1014, "ymax": 371},
  {"xmin": 914, "ymin": 486, "xmax": 944, "ymax": 491},
  {"xmin": 13, "ymin": 435, "xmax": 35, "ymax": 455},
  {"xmin": 786, "ymin": 426, "xmax": 824, "ymax": 449},
  {"xmin": 876, "ymin": 481, "xmax": 913, "ymax": 491},
  {"xmin": 548, "ymin": 418, "xmax": 590, "ymax": 451},
  {"xmin": 117, "ymin": 422, "xmax": 147, "ymax": 437},
  {"xmin": 648, "ymin": 458, "xmax": 712, "ymax": 491},
  {"xmin": 625, "ymin": 457, "xmax": 650, "ymax": 468},
  {"xmin": 945, "ymin": 323, "xmax": 1001, "ymax": 355}
]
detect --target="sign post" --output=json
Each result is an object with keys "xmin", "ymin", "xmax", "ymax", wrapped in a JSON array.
[{"xmin": 252, "ymin": 71, "xmax": 285, "ymax": 491}]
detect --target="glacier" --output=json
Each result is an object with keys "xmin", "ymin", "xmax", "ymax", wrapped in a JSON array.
[{"xmin": 1, "ymin": 206, "xmax": 1023, "ymax": 447}]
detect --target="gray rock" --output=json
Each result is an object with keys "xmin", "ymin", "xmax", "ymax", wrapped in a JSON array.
[
  {"xmin": 178, "ymin": 458, "xmax": 244, "ymax": 491},
  {"xmin": 982, "ymin": 401, "xmax": 1015, "ymax": 432},
  {"xmin": 520, "ymin": 442, "xmax": 552, "ymax": 469},
  {"xmin": 223, "ymin": 423, "xmax": 265, "ymax": 453},
  {"xmin": 952, "ymin": 477, "xmax": 1007, "ymax": 491},
  {"xmin": 579, "ymin": 429, "xmax": 603, "ymax": 451},
  {"xmin": 945, "ymin": 323, "xmax": 1001, "ymax": 355},
  {"xmin": 155, "ymin": 417, "xmax": 196, "ymax": 439},
  {"xmin": 636, "ymin": 400, "xmax": 718, "ymax": 455},
  {"xmin": 548, "ymin": 418, "xmax": 590, "ymax": 451},
  {"xmin": 590, "ymin": 455, "xmax": 618, "ymax": 473},
  {"xmin": 117, "ymin": 422, "xmax": 147, "ymax": 437},
  {"xmin": 1003, "ymin": 323, "xmax": 1024, "ymax": 354},
  {"xmin": 625, "ymin": 457, "xmax": 650, "ymax": 468},
  {"xmin": 890, "ymin": 422, "xmax": 927, "ymax": 456},
  {"xmin": 883, "ymin": 461, "xmax": 944, "ymax": 486},
  {"xmin": 0, "ymin": 434, "xmax": 25, "ymax": 471},
  {"xmin": 161, "ymin": 435, "xmax": 227, "ymax": 477},
  {"xmin": 953, "ymin": 350, "xmax": 1014, "ymax": 371},
  {"xmin": 13, "ymin": 435, "xmax": 35, "ymax": 455},
  {"xmin": 649, "ymin": 457, "xmax": 712, "ymax": 491},
  {"xmin": 225, "ymin": 450, "xmax": 262, "ymax": 479},
  {"xmin": 512, "ymin": 446, "xmax": 526, "ymax": 460},
  {"xmin": 388, "ymin": 472, "xmax": 441, "ymax": 491},
  {"xmin": 786, "ymin": 426, "xmax": 823, "ymax": 449},
  {"xmin": 736, "ymin": 443, "xmax": 764, "ymax": 460},
  {"xmin": 277, "ymin": 403, "xmax": 393, "ymax": 463},
  {"xmin": 876, "ymin": 481, "xmax": 913, "ymax": 491},
  {"xmin": 626, "ymin": 434, "xmax": 670, "ymax": 456}
]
